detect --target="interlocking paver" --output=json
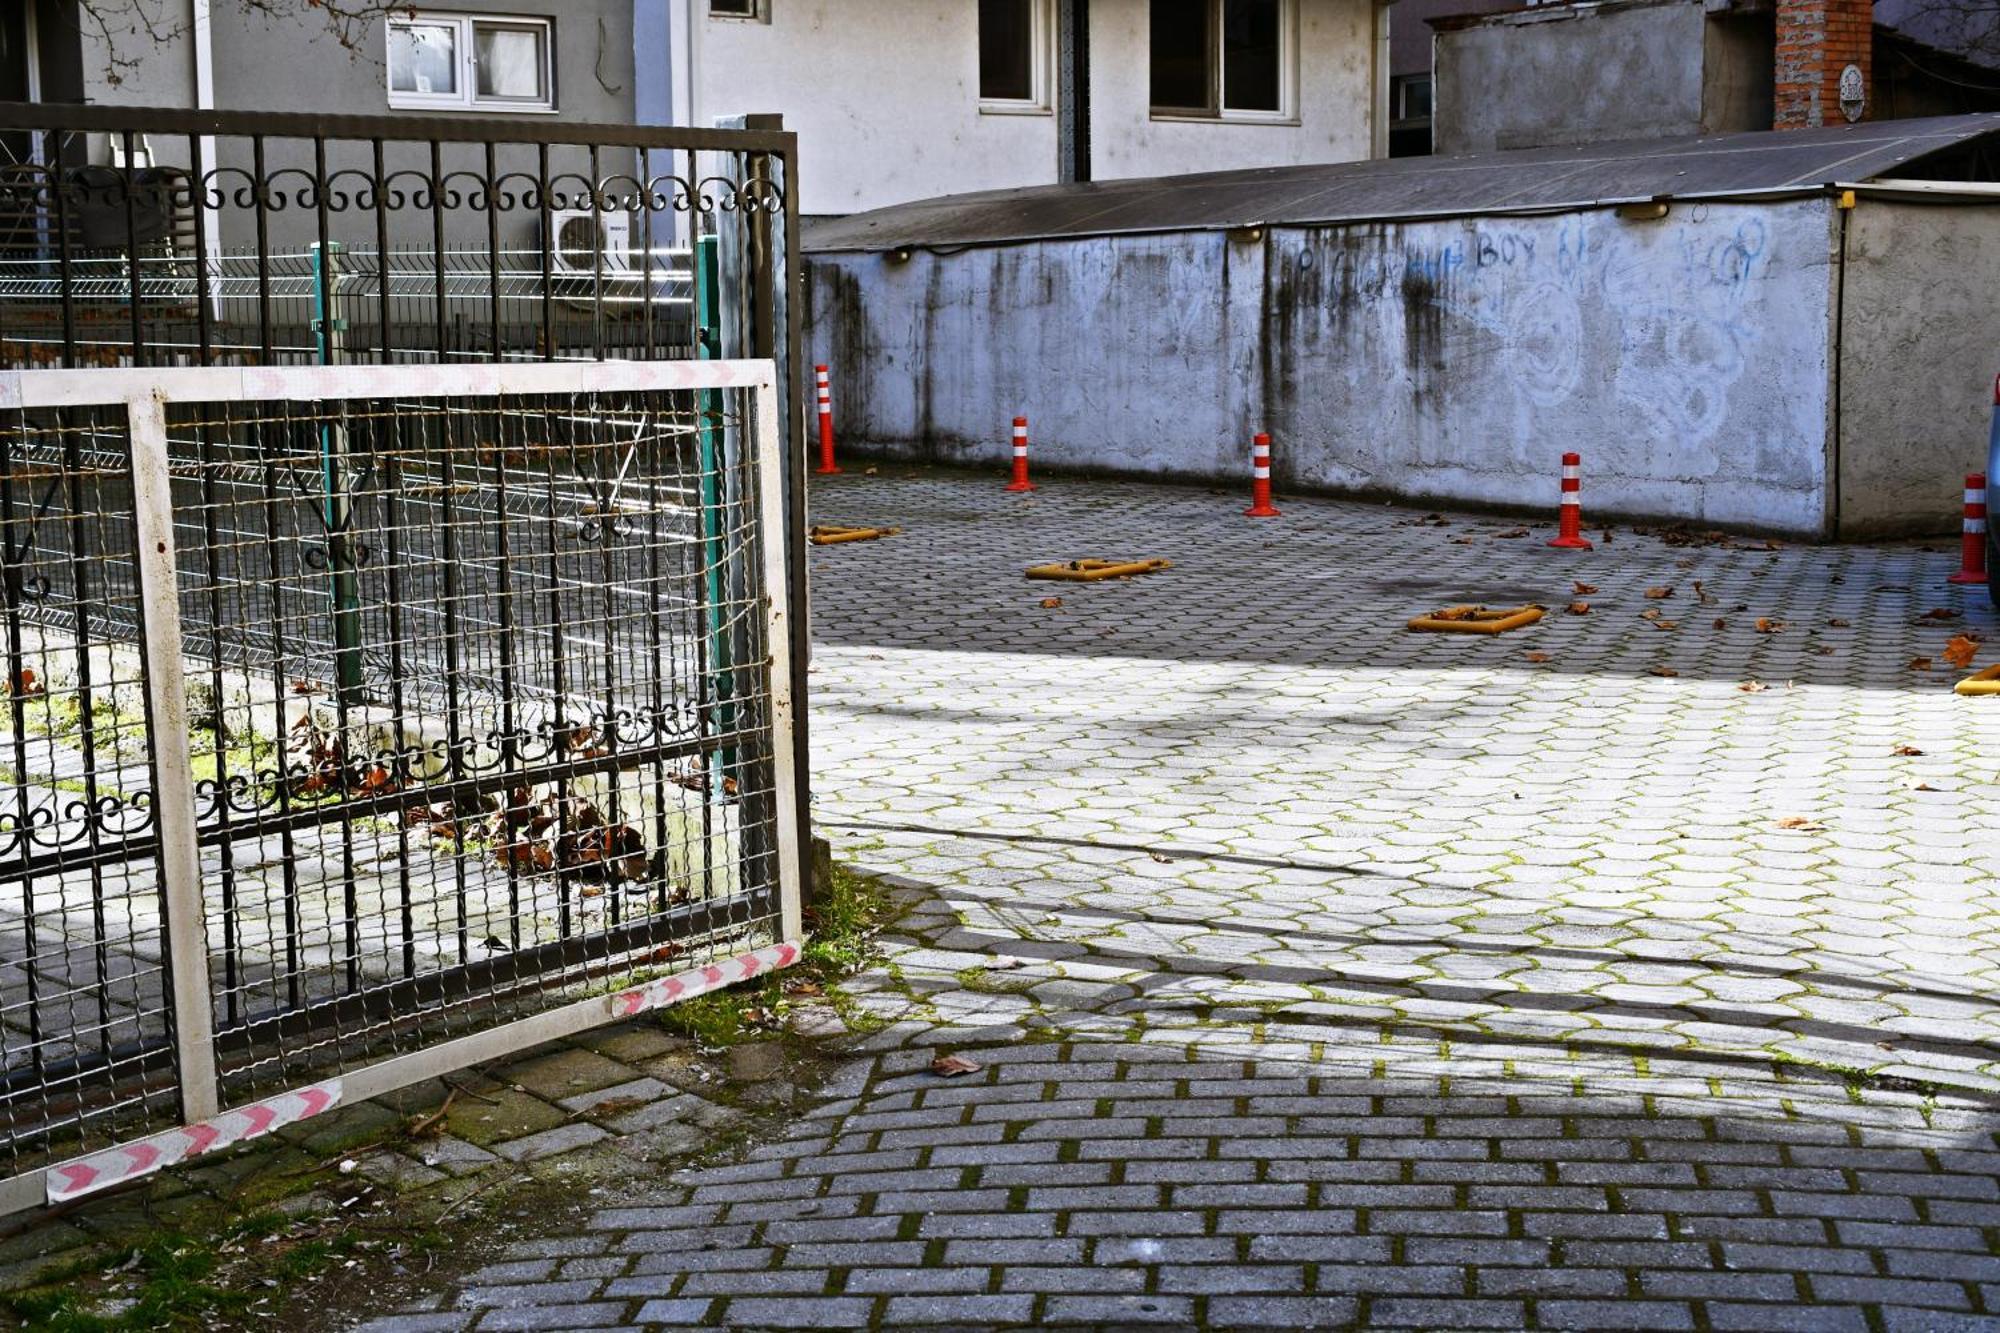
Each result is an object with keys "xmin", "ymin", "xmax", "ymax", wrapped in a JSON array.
[{"xmin": 376, "ymin": 473, "xmax": 2000, "ymax": 1329}]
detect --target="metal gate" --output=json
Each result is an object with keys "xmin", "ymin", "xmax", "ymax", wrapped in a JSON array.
[
  {"xmin": 0, "ymin": 102, "xmax": 809, "ymax": 1211},
  {"xmin": 0, "ymin": 357, "xmax": 798, "ymax": 1212}
]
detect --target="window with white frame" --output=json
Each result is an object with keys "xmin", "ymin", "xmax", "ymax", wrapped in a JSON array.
[
  {"xmin": 1151, "ymin": 0, "xmax": 1292, "ymax": 119},
  {"xmin": 709, "ymin": 0, "xmax": 765, "ymax": 18},
  {"xmin": 387, "ymin": 13, "xmax": 554, "ymax": 111},
  {"xmin": 979, "ymin": 0, "xmax": 1049, "ymax": 110}
]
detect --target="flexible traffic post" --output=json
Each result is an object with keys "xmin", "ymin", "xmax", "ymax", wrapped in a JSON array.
[
  {"xmin": 813, "ymin": 364, "xmax": 840, "ymax": 475},
  {"xmin": 1547, "ymin": 451, "xmax": 1593, "ymax": 550},
  {"xmin": 1244, "ymin": 432, "xmax": 1280, "ymax": 517},
  {"xmin": 1006, "ymin": 416, "xmax": 1035, "ymax": 492},
  {"xmin": 1950, "ymin": 471, "xmax": 1988, "ymax": 585}
]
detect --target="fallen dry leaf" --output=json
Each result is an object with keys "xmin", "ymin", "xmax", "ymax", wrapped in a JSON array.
[
  {"xmin": 1909, "ymin": 657, "xmax": 1934, "ymax": 672},
  {"xmin": 1775, "ymin": 817, "xmax": 1827, "ymax": 831},
  {"xmin": 1828, "ymin": 618, "xmax": 1851, "ymax": 628},
  {"xmin": 1432, "ymin": 606, "xmax": 1478, "ymax": 621},
  {"xmin": 930, "ymin": 1055, "xmax": 982, "ymax": 1078},
  {"xmin": 1913, "ymin": 783, "xmax": 1939, "ymax": 792},
  {"xmin": 1754, "ymin": 618, "xmax": 1785, "ymax": 634},
  {"xmin": 1649, "ymin": 619, "xmax": 1678, "ymax": 632},
  {"xmin": 1493, "ymin": 527, "xmax": 1529, "ymax": 539},
  {"xmin": 1040, "ymin": 597, "xmax": 1063, "ymax": 609},
  {"xmin": 1693, "ymin": 581, "xmax": 1717, "ymax": 606},
  {"xmin": 1809, "ymin": 644, "xmax": 1834, "ymax": 656},
  {"xmin": 1600, "ymin": 530, "xmax": 1614, "ymax": 544},
  {"xmin": 863, "ymin": 465, "xmax": 879, "ymax": 476},
  {"xmin": 1944, "ymin": 635, "xmax": 1980, "ymax": 669},
  {"xmin": 1525, "ymin": 651, "xmax": 1552, "ymax": 663},
  {"xmin": 1645, "ymin": 586, "xmax": 1675, "ymax": 600},
  {"xmin": 1450, "ymin": 536, "xmax": 1476, "ymax": 545},
  {"xmin": 1641, "ymin": 608, "xmax": 1665, "ymax": 621},
  {"xmin": 985, "ymin": 957, "xmax": 1026, "ymax": 971},
  {"xmin": 1567, "ymin": 601, "xmax": 1591, "ymax": 616},
  {"xmin": 1713, "ymin": 618, "xmax": 1728, "ymax": 630},
  {"xmin": 1572, "ymin": 581, "xmax": 1598, "ymax": 596},
  {"xmin": 1893, "ymin": 745, "xmax": 1923, "ymax": 756},
  {"xmin": 1738, "ymin": 681, "xmax": 1768, "ymax": 693},
  {"xmin": 1921, "ymin": 608, "xmax": 1963, "ymax": 622},
  {"xmin": 1647, "ymin": 665, "xmax": 1679, "ymax": 678}
]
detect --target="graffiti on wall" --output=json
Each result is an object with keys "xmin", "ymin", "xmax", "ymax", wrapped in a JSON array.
[{"xmin": 1397, "ymin": 212, "xmax": 1771, "ymax": 462}]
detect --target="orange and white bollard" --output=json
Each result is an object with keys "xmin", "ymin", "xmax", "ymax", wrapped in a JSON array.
[
  {"xmin": 1548, "ymin": 452, "xmax": 1592, "ymax": 550},
  {"xmin": 813, "ymin": 364, "xmax": 840, "ymax": 475},
  {"xmin": 1949, "ymin": 472, "xmax": 1988, "ymax": 585},
  {"xmin": 1244, "ymin": 432, "xmax": 1280, "ymax": 518},
  {"xmin": 1005, "ymin": 417, "xmax": 1035, "ymax": 492}
]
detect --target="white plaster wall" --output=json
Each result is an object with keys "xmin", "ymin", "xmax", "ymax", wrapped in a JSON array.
[
  {"xmin": 1836, "ymin": 199, "xmax": 2000, "ymax": 538},
  {"xmin": 1088, "ymin": 0, "xmax": 1377, "ymax": 181},
  {"xmin": 808, "ymin": 199, "xmax": 1840, "ymax": 535},
  {"xmin": 77, "ymin": 0, "xmax": 198, "ymax": 111},
  {"xmin": 696, "ymin": 0, "xmax": 1058, "ymax": 216},
  {"xmin": 697, "ymin": 0, "xmax": 1378, "ymax": 216}
]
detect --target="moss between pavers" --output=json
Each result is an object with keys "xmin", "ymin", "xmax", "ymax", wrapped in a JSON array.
[
  {"xmin": 0, "ymin": 858, "xmax": 900, "ymax": 1330},
  {"xmin": 488, "ymin": 1046, "xmax": 641, "ymax": 1101},
  {"xmin": 440, "ymin": 1085, "xmax": 572, "ymax": 1148}
]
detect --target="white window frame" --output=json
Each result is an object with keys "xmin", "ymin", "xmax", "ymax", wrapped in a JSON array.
[
  {"xmin": 386, "ymin": 12, "xmax": 556, "ymax": 113},
  {"xmin": 978, "ymin": 0, "xmax": 1054, "ymax": 116},
  {"xmin": 1150, "ymin": 0, "xmax": 1298, "ymax": 126}
]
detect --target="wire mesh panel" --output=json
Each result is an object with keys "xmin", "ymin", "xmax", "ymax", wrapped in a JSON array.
[
  {"xmin": 0, "ymin": 358, "xmax": 797, "ymax": 1197},
  {"xmin": 0, "ymin": 401, "xmax": 182, "ymax": 1175}
]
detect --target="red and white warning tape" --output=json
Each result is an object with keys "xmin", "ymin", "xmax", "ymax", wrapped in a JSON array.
[
  {"xmin": 46, "ymin": 1079, "xmax": 342, "ymax": 1205},
  {"xmin": 607, "ymin": 940, "xmax": 802, "ymax": 1019}
]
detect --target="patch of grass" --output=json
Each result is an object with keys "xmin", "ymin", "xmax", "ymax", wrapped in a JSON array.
[
  {"xmin": 656, "ymin": 859, "xmax": 897, "ymax": 1049},
  {"xmin": 2, "ymin": 1233, "xmax": 252, "ymax": 1332}
]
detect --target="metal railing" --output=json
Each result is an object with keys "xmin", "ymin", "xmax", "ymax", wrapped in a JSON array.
[{"xmin": 0, "ymin": 358, "xmax": 800, "ymax": 1212}]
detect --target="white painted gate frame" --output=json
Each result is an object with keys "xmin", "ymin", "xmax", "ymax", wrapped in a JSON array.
[{"xmin": 0, "ymin": 358, "xmax": 805, "ymax": 1216}]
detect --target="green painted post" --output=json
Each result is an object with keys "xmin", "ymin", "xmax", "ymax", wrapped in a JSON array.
[
  {"xmin": 312, "ymin": 241, "xmax": 364, "ymax": 707},
  {"xmin": 694, "ymin": 235, "xmax": 736, "ymax": 784}
]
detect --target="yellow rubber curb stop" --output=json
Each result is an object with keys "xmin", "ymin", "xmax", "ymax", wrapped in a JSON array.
[
  {"xmin": 1956, "ymin": 665, "xmax": 2000, "ymax": 696},
  {"xmin": 1025, "ymin": 558, "xmax": 1172, "ymax": 583},
  {"xmin": 1408, "ymin": 605, "xmax": 1547, "ymax": 635},
  {"xmin": 809, "ymin": 524, "xmax": 901, "ymax": 545}
]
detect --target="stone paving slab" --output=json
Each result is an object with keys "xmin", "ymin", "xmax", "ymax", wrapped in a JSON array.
[{"xmin": 365, "ymin": 471, "xmax": 2000, "ymax": 1329}]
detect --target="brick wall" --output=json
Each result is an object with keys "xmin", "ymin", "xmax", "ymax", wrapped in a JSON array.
[{"xmin": 1774, "ymin": 0, "xmax": 1873, "ymax": 128}]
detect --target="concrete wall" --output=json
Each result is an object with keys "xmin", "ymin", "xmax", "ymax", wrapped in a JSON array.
[
  {"xmin": 1436, "ymin": 1, "xmax": 1708, "ymax": 154},
  {"xmin": 1836, "ymin": 198, "xmax": 2000, "ymax": 538},
  {"xmin": 697, "ymin": 0, "xmax": 1378, "ymax": 216},
  {"xmin": 808, "ymin": 198, "xmax": 1842, "ymax": 535}
]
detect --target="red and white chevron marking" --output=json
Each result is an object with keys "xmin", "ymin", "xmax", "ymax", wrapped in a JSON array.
[
  {"xmin": 45, "ymin": 1079, "xmax": 342, "ymax": 1205},
  {"xmin": 608, "ymin": 941, "xmax": 802, "ymax": 1019}
]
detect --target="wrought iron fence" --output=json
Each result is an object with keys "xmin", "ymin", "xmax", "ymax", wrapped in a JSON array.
[
  {"xmin": 0, "ymin": 358, "xmax": 799, "ymax": 1209},
  {"xmin": 0, "ymin": 104, "xmax": 809, "ymax": 1212}
]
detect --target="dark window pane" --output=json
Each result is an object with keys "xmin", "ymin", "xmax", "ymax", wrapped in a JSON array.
[
  {"xmin": 1151, "ymin": 0, "xmax": 1213, "ymax": 111},
  {"xmin": 1222, "ymin": 0, "xmax": 1281, "ymax": 112},
  {"xmin": 980, "ymin": 0, "xmax": 1035, "ymax": 101}
]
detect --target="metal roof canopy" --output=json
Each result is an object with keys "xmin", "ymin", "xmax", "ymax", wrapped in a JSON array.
[{"xmin": 804, "ymin": 113, "xmax": 2000, "ymax": 253}]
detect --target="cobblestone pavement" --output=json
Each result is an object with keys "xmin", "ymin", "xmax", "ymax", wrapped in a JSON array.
[{"xmin": 378, "ymin": 470, "xmax": 2000, "ymax": 1330}]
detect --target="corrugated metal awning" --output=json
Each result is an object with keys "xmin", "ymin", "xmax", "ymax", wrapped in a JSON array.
[{"xmin": 804, "ymin": 113, "xmax": 2000, "ymax": 253}]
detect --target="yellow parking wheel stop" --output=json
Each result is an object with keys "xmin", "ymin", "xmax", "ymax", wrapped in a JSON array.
[
  {"xmin": 810, "ymin": 524, "xmax": 901, "ymax": 545},
  {"xmin": 1025, "ymin": 558, "xmax": 1172, "ymax": 583},
  {"xmin": 1408, "ymin": 605, "xmax": 1547, "ymax": 635}
]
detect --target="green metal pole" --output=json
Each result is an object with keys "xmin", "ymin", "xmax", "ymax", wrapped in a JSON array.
[
  {"xmin": 313, "ymin": 241, "xmax": 364, "ymax": 706},
  {"xmin": 693, "ymin": 236, "xmax": 735, "ymax": 782}
]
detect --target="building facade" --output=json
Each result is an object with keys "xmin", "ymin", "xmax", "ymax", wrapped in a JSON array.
[{"xmin": 5, "ymin": 1, "xmax": 1392, "ymax": 217}]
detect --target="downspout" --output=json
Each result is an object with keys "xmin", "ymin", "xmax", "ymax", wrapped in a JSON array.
[
  {"xmin": 193, "ymin": 0, "xmax": 222, "ymax": 320},
  {"xmin": 1829, "ymin": 190, "xmax": 1852, "ymax": 539},
  {"xmin": 1372, "ymin": 0, "xmax": 1392, "ymax": 159}
]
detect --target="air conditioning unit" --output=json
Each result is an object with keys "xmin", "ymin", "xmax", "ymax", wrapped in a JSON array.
[{"xmin": 547, "ymin": 208, "xmax": 631, "ymax": 276}]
